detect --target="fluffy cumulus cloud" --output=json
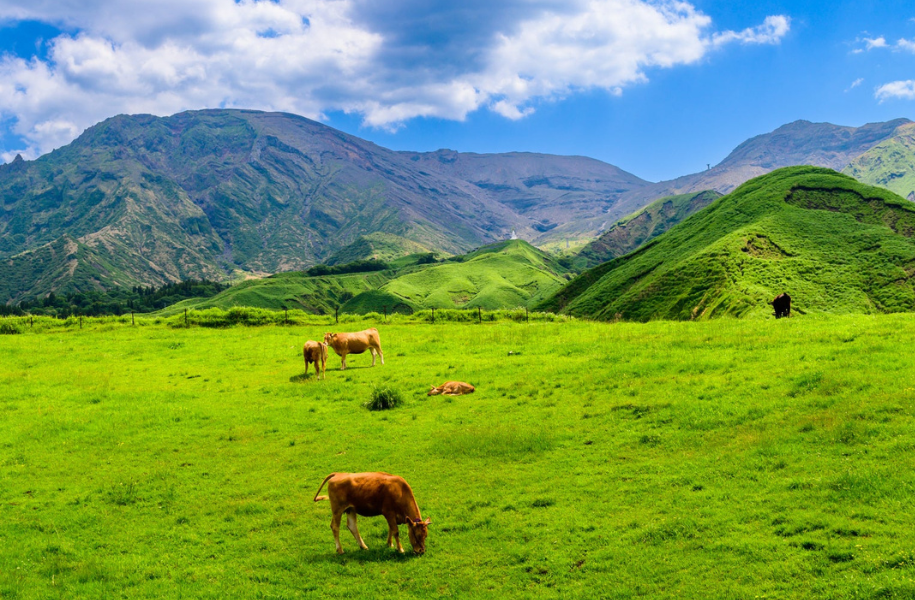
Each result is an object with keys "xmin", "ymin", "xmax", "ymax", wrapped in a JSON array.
[
  {"xmin": 0, "ymin": 0, "xmax": 790, "ymax": 160},
  {"xmin": 876, "ymin": 80, "xmax": 915, "ymax": 102}
]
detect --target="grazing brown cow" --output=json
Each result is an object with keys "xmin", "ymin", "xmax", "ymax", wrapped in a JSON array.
[
  {"xmin": 303, "ymin": 340, "xmax": 327, "ymax": 380},
  {"xmin": 313, "ymin": 472, "xmax": 431, "ymax": 554},
  {"xmin": 772, "ymin": 293, "xmax": 792, "ymax": 319},
  {"xmin": 428, "ymin": 381, "xmax": 475, "ymax": 396},
  {"xmin": 323, "ymin": 329, "xmax": 384, "ymax": 370}
]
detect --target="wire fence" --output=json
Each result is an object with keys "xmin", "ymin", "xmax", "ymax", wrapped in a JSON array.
[{"xmin": 0, "ymin": 305, "xmax": 575, "ymax": 334}]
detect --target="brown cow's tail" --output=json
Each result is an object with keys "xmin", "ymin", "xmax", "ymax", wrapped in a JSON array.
[{"xmin": 313, "ymin": 473, "xmax": 335, "ymax": 502}]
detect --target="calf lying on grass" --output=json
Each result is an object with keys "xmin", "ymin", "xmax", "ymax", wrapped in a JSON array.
[
  {"xmin": 428, "ymin": 381, "xmax": 475, "ymax": 396},
  {"xmin": 313, "ymin": 472, "xmax": 430, "ymax": 554}
]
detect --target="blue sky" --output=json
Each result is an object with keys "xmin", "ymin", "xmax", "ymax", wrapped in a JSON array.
[{"xmin": 1, "ymin": 0, "xmax": 914, "ymax": 181}]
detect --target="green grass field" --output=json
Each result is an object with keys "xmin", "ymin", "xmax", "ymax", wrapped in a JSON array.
[{"xmin": 3, "ymin": 315, "xmax": 915, "ymax": 598}]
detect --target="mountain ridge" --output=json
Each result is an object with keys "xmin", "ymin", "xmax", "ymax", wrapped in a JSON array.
[
  {"xmin": 0, "ymin": 109, "xmax": 648, "ymax": 302},
  {"xmin": 614, "ymin": 118, "xmax": 912, "ymax": 210}
]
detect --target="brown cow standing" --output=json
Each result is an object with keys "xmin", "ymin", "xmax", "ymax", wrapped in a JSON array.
[
  {"xmin": 323, "ymin": 329, "xmax": 384, "ymax": 370},
  {"xmin": 303, "ymin": 340, "xmax": 327, "ymax": 380},
  {"xmin": 428, "ymin": 381, "xmax": 475, "ymax": 396},
  {"xmin": 772, "ymin": 293, "xmax": 792, "ymax": 319},
  {"xmin": 313, "ymin": 472, "xmax": 430, "ymax": 554}
]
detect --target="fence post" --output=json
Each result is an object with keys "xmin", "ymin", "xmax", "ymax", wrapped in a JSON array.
[
  {"xmin": 30, "ymin": 316, "xmax": 33, "ymax": 328},
  {"xmin": 335, "ymin": 307, "xmax": 338, "ymax": 324},
  {"xmin": 384, "ymin": 306, "xmax": 387, "ymax": 323},
  {"xmin": 79, "ymin": 316, "xmax": 82, "ymax": 329},
  {"xmin": 131, "ymin": 311, "xmax": 134, "ymax": 326},
  {"xmin": 526, "ymin": 307, "xmax": 529, "ymax": 323},
  {"xmin": 431, "ymin": 307, "xmax": 435, "ymax": 324},
  {"xmin": 185, "ymin": 308, "xmax": 188, "ymax": 327},
  {"xmin": 478, "ymin": 306, "xmax": 482, "ymax": 324},
  {"xmin": 284, "ymin": 307, "xmax": 288, "ymax": 325}
]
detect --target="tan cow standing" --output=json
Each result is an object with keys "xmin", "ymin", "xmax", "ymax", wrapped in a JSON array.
[
  {"xmin": 323, "ymin": 328, "xmax": 384, "ymax": 370},
  {"xmin": 428, "ymin": 381, "xmax": 475, "ymax": 396},
  {"xmin": 303, "ymin": 340, "xmax": 327, "ymax": 380},
  {"xmin": 313, "ymin": 472, "xmax": 431, "ymax": 554}
]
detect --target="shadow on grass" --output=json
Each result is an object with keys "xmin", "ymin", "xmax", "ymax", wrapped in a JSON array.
[
  {"xmin": 289, "ymin": 373, "xmax": 322, "ymax": 383},
  {"xmin": 302, "ymin": 547, "xmax": 421, "ymax": 565}
]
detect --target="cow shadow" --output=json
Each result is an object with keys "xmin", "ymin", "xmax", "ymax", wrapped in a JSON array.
[
  {"xmin": 289, "ymin": 373, "xmax": 324, "ymax": 383},
  {"xmin": 302, "ymin": 547, "xmax": 420, "ymax": 564}
]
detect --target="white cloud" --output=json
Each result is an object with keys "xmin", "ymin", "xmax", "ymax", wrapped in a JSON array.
[
  {"xmin": 710, "ymin": 15, "xmax": 790, "ymax": 47},
  {"xmin": 864, "ymin": 36, "xmax": 888, "ymax": 50},
  {"xmin": 0, "ymin": 0, "xmax": 791, "ymax": 160},
  {"xmin": 876, "ymin": 80, "xmax": 915, "ymax": 102},
  {"xmin": 845, "ymin": 78, "xmax": 864, "ymax": 92},
  {"xmin": 898, "ymin": 38, "xmax": 915, "ymax": 53}
]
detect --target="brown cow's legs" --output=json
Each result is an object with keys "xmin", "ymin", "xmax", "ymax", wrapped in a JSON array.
[
  {"xmin": 369, "ymin": 348, "xmax": 384, "ymax": 366},
  {"xmin": 331, "ymin": 510, "xmax": 345, "ymax": 554},
  {"xmin": 346, "ymin": 512, "xmax": 369, "ymax": 550},
  {"xmin": 385, "ymin": 514, "xmax": 404, "ymax": 553}
]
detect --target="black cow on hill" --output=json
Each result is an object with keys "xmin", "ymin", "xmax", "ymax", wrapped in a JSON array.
[{"xmin": 771, "ymin": 293, "xmax": 791, "ymax": 319}]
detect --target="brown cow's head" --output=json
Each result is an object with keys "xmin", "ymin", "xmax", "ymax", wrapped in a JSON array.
[
  {"xmin": 323, "ymin": 332, "xmax": 336, "ymax": 345},
  {"xmin": 427, "ymin": 386, "xmax": 442, "ymax": 396},
  {"xmin": 406, "ymin": 517, "xmax": 431, "ymax": 554}
]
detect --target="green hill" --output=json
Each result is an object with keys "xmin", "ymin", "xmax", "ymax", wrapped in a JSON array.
[
  {"xmin": 539, "ymin": 167, "xmax": 915, "ymax": 320},
  {"xmin": 165, "ymin": 239, "xmax": 566, "ymax": 314},
  {"xmin": 576, "ymin": 190, "xmax": 722, "ymax": 269},
  {"xmin": 326, "ymin": 233, "xmax": 436, "ymax": 265},
  {"xmin": 376, "ymin": 239, "xmax": 568, "ymax": 310},
  {"xmin": 843, "ymin": 122, "xmax": 915, "ymax": 201},
  {"xmin": 159, "ymin": 270, "xmax": 391, "ymax": 316}
]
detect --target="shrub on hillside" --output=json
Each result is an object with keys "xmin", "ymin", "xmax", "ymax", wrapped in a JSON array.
[
  {"xmin": 364, "ymin": 385, "xmax": 403, "ymax": 411},
  {"xmin": 0, "ymin": 321, "xmax": 22, "ymax": 334}
]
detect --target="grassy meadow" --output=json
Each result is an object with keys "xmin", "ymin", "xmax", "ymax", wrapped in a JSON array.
[{"xmin": 2, "ymin": 315, "xmax": 915, "ymax": 598}]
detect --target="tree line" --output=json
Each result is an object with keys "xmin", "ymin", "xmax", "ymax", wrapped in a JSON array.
[{"xmin": 1, "ymin": 279, "xmax": 230, "ymax": 318}]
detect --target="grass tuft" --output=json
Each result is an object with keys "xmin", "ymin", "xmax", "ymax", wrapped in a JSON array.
[{"xmin": 363, "ymin": 385, "xmax": 404, "ymax": 411}]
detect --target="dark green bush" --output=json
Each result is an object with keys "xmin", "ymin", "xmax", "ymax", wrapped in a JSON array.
[{"xmin": 364, "ymin": 386, "xmax": 403, "ymax": 411}]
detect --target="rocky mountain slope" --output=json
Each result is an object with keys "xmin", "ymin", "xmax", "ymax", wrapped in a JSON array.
[{"xmin": 0, "ymin": 109, "xmax": 647, "ymax": 302}]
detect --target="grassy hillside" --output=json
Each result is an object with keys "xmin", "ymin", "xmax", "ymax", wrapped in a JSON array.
[
  {"xmin": 843, "ymin": 121, "xmax": 915, "ymax": 201},
  {"xmin": 4, "ymin": 316, "xmax": 915, "ymax": 598},
  {"xmin": 576, "ymin": 190, "xmax": 722, "ymax": 269},
  {"xmin": 161, "ymin": 271, "xmax": 392, "ymax": 315},
  {"xmin": 540, "ymin": 166, "xmax": 915, "ymax": 320},
  {"xmin": 167, "ymin": 240, "xmax": 566, "ymax": 314},
  {"xmin": 377, "ymin": 240, "xmax": 567, "ymax": 310},
  {"xmin": 326, "ymin": 233, "xmax": 437, "ymax": 265}
]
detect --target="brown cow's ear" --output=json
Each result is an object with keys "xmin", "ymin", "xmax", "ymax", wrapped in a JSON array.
[{"xmin": 423, "ymin": 518, "xmax": 431, "ymax": 525}]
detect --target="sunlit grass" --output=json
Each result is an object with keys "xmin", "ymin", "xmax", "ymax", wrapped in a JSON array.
[{"xmin": 2, "ymin": 314, "xmax": 915, "ymax": 598}]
